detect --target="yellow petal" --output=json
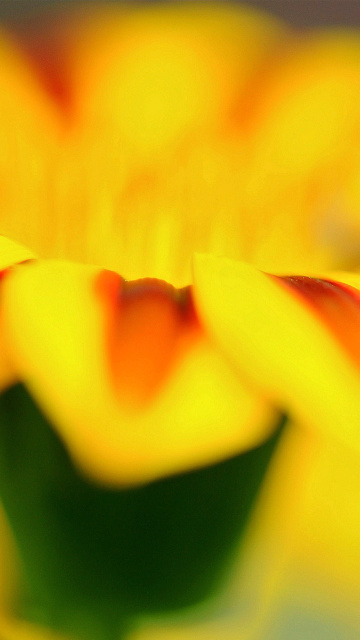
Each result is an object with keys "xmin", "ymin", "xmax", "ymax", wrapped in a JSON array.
[
  {"xmin": 0, "ymin": 29, "xmax": 59, "ymax": 259},
  {"xmin": 238, "ymin": 423, "xmax": 360, "ymax": 638},
  {"xmin": 0, "ymin": 616, "xmax": 69, "ymax": 640},
  {"xmin": 243, "ymin": 30, "xmax": 360, "ymax": 273},
  {"xmin": 68, "ymin": 3, "xmax": 285, "ymax": 157},
  {"xmin": 193, "ymin": 254, "xmax": 360, "ymax": 451},
  {"xmin": 2, "ymin": 260, "xmax": 276, "ymax": 486},
  {"xmin": 52, "ymin": 3, "xmax": 286, "ymax": 286},
  {"xmin": 0, "ymin": 237, "xmax": 35, "ymax": 271},
  {"xmin": 249, "ymin": 30, "xmax": 360, "ymax": 180}
]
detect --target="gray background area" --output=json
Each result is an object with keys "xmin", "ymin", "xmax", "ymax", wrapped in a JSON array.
[{"xmin": 0, "ymin": 1, "xmax": 360, "ymax": 29}]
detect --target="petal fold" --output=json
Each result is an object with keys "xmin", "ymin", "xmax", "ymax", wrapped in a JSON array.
[
  {"xmin": 193, "ymin": 254, "xmax": 360, "ymax": 450},
  {"xmin": 2, "ymin": 260, "xmax": 276, "ymax": 485}
]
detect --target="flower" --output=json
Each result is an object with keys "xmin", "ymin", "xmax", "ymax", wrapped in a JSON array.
[{"xmin": 0, "ymin": 3, "xmax": 360, "ymax": 639}]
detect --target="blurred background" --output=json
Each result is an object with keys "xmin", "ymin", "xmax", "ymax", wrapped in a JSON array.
[
  {"xmin": 0, "ymin": 1, "xmax": 359, "ymax": 27},
  {"xmin": 0, "ymin": 1, "xmax": 360, "ymax": 28}
]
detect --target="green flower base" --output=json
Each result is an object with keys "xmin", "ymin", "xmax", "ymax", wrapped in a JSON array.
[{"xmin": 0, "ymin": 384, "xmax": 285, "ymax": 640}]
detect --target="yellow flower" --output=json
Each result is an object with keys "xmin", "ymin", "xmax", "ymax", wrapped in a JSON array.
[
  {"xmin": 0, "ymin": 3, "xmax": 360, "ymax": 639},
  {"xmin": 0, "ymin": 3, "xmax": 288, "ymax": 484}
]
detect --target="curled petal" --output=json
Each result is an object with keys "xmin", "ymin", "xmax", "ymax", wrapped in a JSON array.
[
  {"xmin": 274, "ymin": 274, "xmax": 360, "ymax": 370},
  {"xmin": 193, "ymin": 254, "xmax": 360, "ymax": 450},
  {"xmin": 2, "ymin": 260, "xmax": 276, "ymax": 486},
  {"xmin": 0, "ymin": 237, "xmax": 35, "ymax": 271}
]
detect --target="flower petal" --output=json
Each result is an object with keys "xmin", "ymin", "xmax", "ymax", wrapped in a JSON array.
[
  {"xmin": 237, "ymin": 423, "xmax": 360, "ymax": 639},
  {"xmin": 243, "ymin": 30, "xmax": 360, "ymax": 273},
  {"xmin": 52, "ymin": 3, "xmax": 286, "ymax": 286},
  {"xmin": 0, "ymin": 616, "xmax": 69, "ymax": 640},
  {"xmin": 2, "ymin": 260, "xmax": 276, "ymax": 486},
  {"xmin": 0, "ymin": 29, "xmax": 59, "ymax": 259},
  {"xmin": 68, "ymin": 3, "xmax": 285, "ymax": 157},
  {"xmin": 0, "ymin": 237, "xmax": 35, "ymax": 271},
  {"xmin": 193, "ymin": 254, "xmax": 360, "ymax": 450},
  {"xmin": 249, "ymin": 30, "xmax": 360, "ymax": 181}
]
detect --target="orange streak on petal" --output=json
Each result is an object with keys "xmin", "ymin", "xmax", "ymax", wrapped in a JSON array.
[
  {"xmin": 95, "ymin": 271, "xmax": 200, "ymax": 407},
  {"xmin": 276, "ymin": 275, "xmax": 360, "ymax": 370},
  {"xmin": 0, "ymin": 264, "xmax": 33, "ymax": 391}
]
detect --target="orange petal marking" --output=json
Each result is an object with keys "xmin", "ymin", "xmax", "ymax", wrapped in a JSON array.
[
  {"xmin": 95, "ymin": 271, "xmax": 200, "ymax": 407},
  {"xmin": 0, "ymin": 261, "xmax": 35, "ymax": 391},
  {"xmin": 276, "ymin": 275, "xmax": 360, "ymax": 369}
]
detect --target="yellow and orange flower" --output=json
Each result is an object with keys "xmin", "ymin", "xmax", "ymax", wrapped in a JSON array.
[{"xmin": 0, "ymin": 3, "xmax": 360, "ymax": 639}]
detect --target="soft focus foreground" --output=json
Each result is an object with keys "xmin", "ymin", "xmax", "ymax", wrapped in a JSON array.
[{"xmin": 0, "ymin": 2, "xmax": 359, "ymax": 639}]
